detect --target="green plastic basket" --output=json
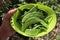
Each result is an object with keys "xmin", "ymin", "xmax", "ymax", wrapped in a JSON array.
[{"xmin": 11, "ymin": 4, "xmax": 56, "ymax": 37}]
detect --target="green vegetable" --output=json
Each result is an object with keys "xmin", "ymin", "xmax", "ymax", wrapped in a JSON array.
[{"xmin": 11, "ymin": 4, "xmax": 56, "ymax": 37}]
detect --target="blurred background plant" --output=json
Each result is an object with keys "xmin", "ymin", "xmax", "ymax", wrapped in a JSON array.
[{"xmin": 0, "ymin": 0, "xmax": 60, "ymax": 40}]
